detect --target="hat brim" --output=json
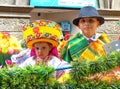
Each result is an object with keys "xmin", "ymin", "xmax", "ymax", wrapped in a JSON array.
[
  {"xmin": 73, "ymin": 16, "xmax": 104, "ymax": 26},
  {"xmin": 27, "ymin": 39, "xmax": 58, "ymax": 49}
]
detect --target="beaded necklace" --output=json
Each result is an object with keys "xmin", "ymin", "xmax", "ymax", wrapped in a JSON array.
[{"xmin": 34, "ymin": 56, "xmax": 52, "ymax": 66}]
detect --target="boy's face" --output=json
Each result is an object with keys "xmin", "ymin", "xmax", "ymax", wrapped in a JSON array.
[
  {"xmin": 78, "ymin": 17, "xmax": 100, "ymax": 38},
  {"xmin": 33, "ymin": 42, "xmax": 52, "ymax": 59}
]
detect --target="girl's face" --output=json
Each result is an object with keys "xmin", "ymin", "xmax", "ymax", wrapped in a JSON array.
[
  {"xmin": 78, "ymin": 17, "xmax": 100, "ymax": 38},
  {"xmin": 33, "ymin": 42, "xmax": 53, "ymax": 59}
]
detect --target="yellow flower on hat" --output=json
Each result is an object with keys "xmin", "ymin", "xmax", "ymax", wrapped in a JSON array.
[{"xmin": 22, "ymin": 19, "xmax": 63, "ymax": 49}]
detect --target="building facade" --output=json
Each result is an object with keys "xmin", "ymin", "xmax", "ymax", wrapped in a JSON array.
[{"xmin": 0, "ymin": 0, "xmax": 119, "ymax": 41}]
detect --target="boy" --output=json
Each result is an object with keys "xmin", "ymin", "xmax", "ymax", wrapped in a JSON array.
[{"xmin": 59, "ymin": 6, "xmax": 110, "ymax": 62}]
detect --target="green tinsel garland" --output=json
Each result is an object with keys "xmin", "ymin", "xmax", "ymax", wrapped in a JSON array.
[
  {"xmin": 0, "ymin": 65, "xmax": 59, "ymax": 89},
  {"xmin": 0, "ymin": 51, "xmax": 120, "ymax": 89},
  {"xmin": 66, "ymin": 51, "xmax": 120, "ymax": 88}
]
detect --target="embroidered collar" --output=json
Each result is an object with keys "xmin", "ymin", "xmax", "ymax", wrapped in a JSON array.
[{"xmin": 34, "ymin": 55, "xmax": 53, "ymax": 65}]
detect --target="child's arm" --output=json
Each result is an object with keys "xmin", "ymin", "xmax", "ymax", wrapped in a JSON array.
[{"xmin": 18, "ymin": 57, "xmax": 35, "ymax": 68}]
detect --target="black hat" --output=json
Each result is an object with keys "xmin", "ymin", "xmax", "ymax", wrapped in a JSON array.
[{"xmin": 73, "ymin": 6, "xmax": 104, "ymax": 26}]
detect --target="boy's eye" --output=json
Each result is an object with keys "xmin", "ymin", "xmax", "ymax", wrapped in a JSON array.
[
  {"xmin": 89, "ymin": 19, "xmax": 95, "ymax": 23},
  {"xmin": 80, "ymin": 18, "xmax": 97, "ymax": 23},
  {"xmin": 80, "ymin": 19, "xmax": 86, "ymax": 23}
]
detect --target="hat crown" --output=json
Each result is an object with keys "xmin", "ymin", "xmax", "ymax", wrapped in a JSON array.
[
  {"xmin": 79, "ymin": 6, "xmax": 99, "ymax": 17},
  {"xmin": 73, "ymin": 6, "xmax": 104, "ymax": 26},
  {"xmin": 22, "ymin": 19, "xmax": 63, "ymax": 49}
]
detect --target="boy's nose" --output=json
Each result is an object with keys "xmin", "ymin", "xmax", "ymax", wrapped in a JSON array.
[{"xmin": 84, "ymin": 21, "xmax": 90, "ymax": 25}]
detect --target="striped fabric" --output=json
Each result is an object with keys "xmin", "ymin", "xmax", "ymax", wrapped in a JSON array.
[
  {"xmin": 59, "ymin": 33, "xmax": 110, "ymax": 63},
  {"xmin": 81, "ymin": 33, "xmax": 110, "ymax": 61},
  {"xmin": 59, "ymin": 33, "xmax": 88, "ymax": 62}
]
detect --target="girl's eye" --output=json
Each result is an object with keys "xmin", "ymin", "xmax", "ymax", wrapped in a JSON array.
[
  {"xmin": 42, "ymin": 47, "xmax": 46, "ymax": 50},
  {"xmin": 35, "ymin": 47, "xmax": 39, "ymax": 50},
  {"xmin": 35, "ymin": 47, "xmax": 46, "ymax": 51}
]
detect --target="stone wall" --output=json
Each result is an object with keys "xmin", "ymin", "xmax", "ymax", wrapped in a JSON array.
[
  {"xmin": 0, "ymin": 0, "xmax": 31, "ymax": 40},
  {"xmin": 0, "ymin": 4, "xmax": 33, "ymax": 40},
  {"xmin": 0, "ymin": 0, "xmax": 29, "ymax": 5},
  {"xmin": 0, "ymin": 18, "xmax": 29, "ymax": 40},
  {"xmin": 97, "ymin": 10, "xmax": 120, "ymax": 41},
  {"xmin": 0, "ymin": 0, "xmax": 119, "ymax": 41},
  {"xmin": 97, "ymin": 20, "xmax": 120, "ymax": 41}
]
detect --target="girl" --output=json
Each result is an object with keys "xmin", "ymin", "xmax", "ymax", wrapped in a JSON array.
[{"xmin": 19, "ymin": 19, "xmax": 71, "ymax": 82}]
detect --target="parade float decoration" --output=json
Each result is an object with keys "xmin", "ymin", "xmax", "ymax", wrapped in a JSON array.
[
  {"xmin": 0, "ymin": 35, "xmax": 120, "ymax": 88},
  {"xmin": 0, "ymin": 20, "xmax": 120, "ymax": 88},
  {"xmin": 0, "ymin": 32, "xmax": 22, "ymax": 66},
  {"xmin": 0, "ymin": 51, "xmax": 119, "ymax": 89}
]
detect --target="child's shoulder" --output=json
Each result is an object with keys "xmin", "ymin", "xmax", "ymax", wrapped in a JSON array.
[
  {"xmin": 68, "ymin": 33, "xmax": 84, "ymax": 41},
  {"xmin": 50, "ymin": 55, "xmax": 61, "ymax": 61},
  {"xmin": 19, "ymin": 56, "xmax": 35, "ymax": 68}
]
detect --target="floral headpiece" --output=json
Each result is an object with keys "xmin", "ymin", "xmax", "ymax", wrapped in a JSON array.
[{"xmin": 22, "ymin": 19, "xmax": 63, "ymax": 49}]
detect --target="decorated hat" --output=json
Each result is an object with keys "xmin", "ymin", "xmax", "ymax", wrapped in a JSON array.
[
  {"xmin": 73, "ymin": 6, "xmax": 104, "ymax": 26},
  {"xmin": 22, "ymin": 19, "xmax": 63, "ymax": 49}
]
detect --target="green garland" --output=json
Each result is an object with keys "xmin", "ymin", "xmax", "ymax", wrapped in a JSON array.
[
  {"xmin": 0, "ymin": 65, "xmax": 60, "ymax": 89},
  {"xmin": 66, "ymin": 51, "xmax": 120, "ymax": 88},
  {"xmin": 0, "ymin": 51, "xmax": 120, "ymax": 89}
]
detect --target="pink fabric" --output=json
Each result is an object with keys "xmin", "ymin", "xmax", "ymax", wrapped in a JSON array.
[
  {"xmin": 56, "ymin": 70, "xmax": 65, "ymax": 79},
  {"xmin": 49, "ymin": 47, "xmax": 58, "ymax": 57},
  {"xmin": 30, "ymin": 48, "xmax": 36, "ymax": 57}
]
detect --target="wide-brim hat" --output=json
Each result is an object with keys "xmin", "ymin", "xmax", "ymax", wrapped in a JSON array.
[
  {"xmin": 22, "ymin": 19, "xmax": 63, "ymax": 49},
  {"xmin": 73, "ymin": 6, "xmax": 104, "ymax": 26}
]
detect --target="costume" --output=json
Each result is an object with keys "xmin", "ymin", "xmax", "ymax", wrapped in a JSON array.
[
  {"xmin": 60, "ymin": 6, "xmax": 110, "ymax": 62},
  {"xmin": 11, "ymin": 48, "xmax": 30, "ymax": 65},
  {"xmin": 22, "ymin": 19, "xmax": 63, "ymax": 49},
  {"xmin": 11, "ymin": 48, "xmax": 37, "ymax": 65},
  {"xmin": 21, "ymin": 19, "xmax": 71, "ymax": 82},
  {"xmin": 19, "ymin": 55, "xmax": 70, "ymax": 78},
  {"xmin": 59, "ymin": 32, "xmax": 110, "ymax": 63}
]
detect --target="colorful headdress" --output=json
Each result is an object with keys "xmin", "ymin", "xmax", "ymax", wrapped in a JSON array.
[{"xmin": 22, "ymin": 19, "xmax": 63, "ymax": 49}]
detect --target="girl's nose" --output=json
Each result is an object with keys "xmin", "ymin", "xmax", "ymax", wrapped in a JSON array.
[{"xmin": 37, "ymin": 49, "xmax": 42, "ymax": 53}]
